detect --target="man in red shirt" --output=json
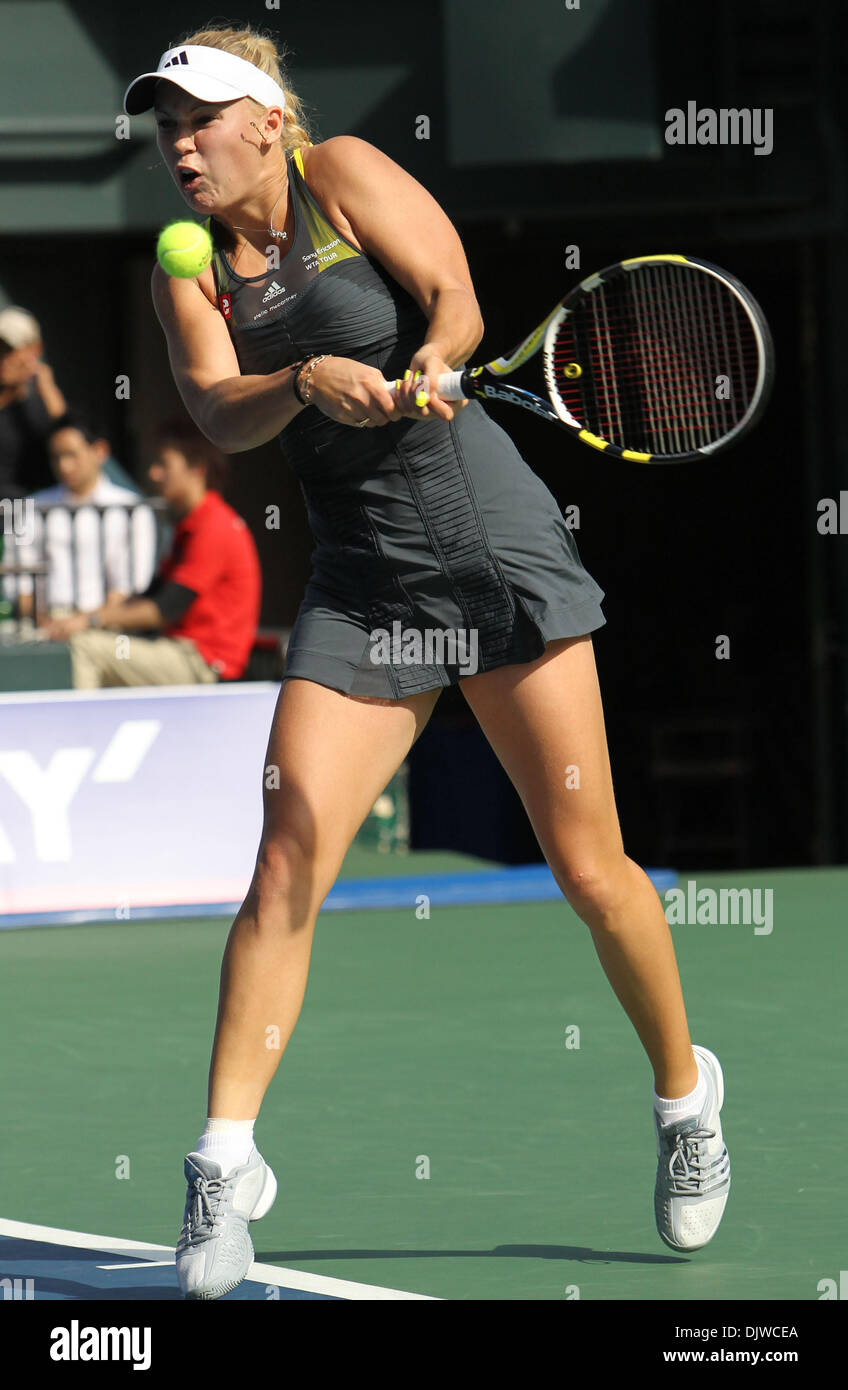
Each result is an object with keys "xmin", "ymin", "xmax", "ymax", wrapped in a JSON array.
[{"xmin": 45, "ymin": 416, "xmax": 262, "ymax": 687}]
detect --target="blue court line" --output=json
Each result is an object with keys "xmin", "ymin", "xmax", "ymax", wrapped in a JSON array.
[
  {"xmin": 0, "ymin": 864, "xmax": 678, "ymax": 930},
  {"xmin": 325, "ymin": 864, "xmax": 678, "ymax": 910}
]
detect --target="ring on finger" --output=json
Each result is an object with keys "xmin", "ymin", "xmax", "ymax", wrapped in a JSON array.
[{"xmin": 356, "ymin": 416, "xmax": 371, "ymax": 428}]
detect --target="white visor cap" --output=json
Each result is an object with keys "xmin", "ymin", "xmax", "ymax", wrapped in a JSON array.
[{"xmin": 123, "ymin": 44, "xmax": 286, "ymax": 117}]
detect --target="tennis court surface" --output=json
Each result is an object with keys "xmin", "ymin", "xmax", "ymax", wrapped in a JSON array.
[{"xmin": 1, "ymin": 849, "xmax": 843, "ymax": 1301}]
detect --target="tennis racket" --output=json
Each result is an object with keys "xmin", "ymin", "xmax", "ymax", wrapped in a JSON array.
[{"xmin": 385, "ymin": 254, "xmax": 774, "ymax": 464}]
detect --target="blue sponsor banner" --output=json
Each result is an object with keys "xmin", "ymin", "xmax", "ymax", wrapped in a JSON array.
[{"xmin": 0, "ymin": 683, "xmax": 279, "ymax": 918}]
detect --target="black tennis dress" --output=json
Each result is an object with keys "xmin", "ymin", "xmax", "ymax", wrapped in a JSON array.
[{"xmin": 206, "ymin": 145, "xmax": 606, "ymax": 699}]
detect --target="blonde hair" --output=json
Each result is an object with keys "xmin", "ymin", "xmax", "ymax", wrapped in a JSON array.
[{"xmin": 172, "ymin": 21, "xmax": 316, "ymax": 153}]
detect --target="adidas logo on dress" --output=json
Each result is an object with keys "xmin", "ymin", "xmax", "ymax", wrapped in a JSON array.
[{"xmin": 262, "ymin": 281, "xmax": 286, "ymax": 303}]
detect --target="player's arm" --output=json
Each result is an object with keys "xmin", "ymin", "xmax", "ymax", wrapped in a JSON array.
[
  {"xmin": 150, "ymin": 263, "xmax": 309, "ymax": 453},
  {"xmin": 305, "ymin": 136, "xmax": 485, "ymax": 415}
]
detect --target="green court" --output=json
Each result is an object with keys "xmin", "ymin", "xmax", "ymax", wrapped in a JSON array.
[{"xmin": 1, "ymin": 850, "xmax": 842, "ymax": 1301}]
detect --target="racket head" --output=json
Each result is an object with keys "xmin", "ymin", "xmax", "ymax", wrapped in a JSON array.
[{"xmin": 542, "ymin": 254, "xmax": 775, "ymax": 464}]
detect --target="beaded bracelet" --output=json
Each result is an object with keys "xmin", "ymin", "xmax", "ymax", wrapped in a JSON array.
[{"xmin": 298, "ymin": 354, "xmax": 329, "ymax": 404}]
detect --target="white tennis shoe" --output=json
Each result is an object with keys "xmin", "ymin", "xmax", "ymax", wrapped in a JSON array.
[
  {"xmin": 654, "ymin": 1044, "xmax": 731, "ymax": 1251},
  {"xmin": 176, "ymin": 1146, "xmax": 277, "ymax": 1299}
]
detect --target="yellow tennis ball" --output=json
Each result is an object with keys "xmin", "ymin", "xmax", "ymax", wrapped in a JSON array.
[{"xmin": 156, "ymin": 220, "xmax": 213, "ymax": 278}]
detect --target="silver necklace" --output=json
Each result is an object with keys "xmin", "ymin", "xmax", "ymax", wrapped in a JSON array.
[
  {"xmin": 232, "ymin": 131, "xmax": 289, "ymax": 240},
  {"xmin": 231, "ymin": 182, "xmax": 288, "ymax": 240}
]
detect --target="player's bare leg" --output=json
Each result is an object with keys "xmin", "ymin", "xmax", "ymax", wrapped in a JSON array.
[
  {"xmin": 460, "ymin": 634, "xmax": 698, "ymax": 1099},
  {"xmin": 207, "ymin": 678, "xmax": 441, "ymax": 1119}
]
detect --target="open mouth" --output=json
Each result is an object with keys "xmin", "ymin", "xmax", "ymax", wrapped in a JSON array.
[{"xmin": 179, "ymin": 169, "xmax": 202, "ymax": 190}]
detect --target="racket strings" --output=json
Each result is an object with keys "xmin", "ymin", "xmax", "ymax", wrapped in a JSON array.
[{"xmin": 548, "ymin": 266, "xmax": 761, "ymax": 455}]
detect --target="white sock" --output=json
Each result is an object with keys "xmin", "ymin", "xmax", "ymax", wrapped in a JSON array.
[
  {"xmin": 653, "ymin": 1056, "xmax": 708, "ymax": 1127},
  {"xmin": 194, "ymin": 1117, "xmax": 256, "ymax": 1176}
]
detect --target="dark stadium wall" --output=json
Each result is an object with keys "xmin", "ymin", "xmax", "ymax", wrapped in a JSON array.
[{"xmin": 1, "ymin": 0, "xmax": 845, "ymax": 868}]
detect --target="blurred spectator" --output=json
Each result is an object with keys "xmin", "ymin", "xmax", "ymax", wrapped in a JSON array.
[
  {"xmin": 45, "ymin": 416, "xmax": 262, "ymax": 688},
  {"xmin": 0, "ymin": 304, "xmax": 140, "ymax": 499},
  {"xmin": 0, "ymin": 306, "xmax": 66, "ymax": 500},
  {"xmin": 11, "ymin": 411, "xmax": 158, "ymax": 620}
]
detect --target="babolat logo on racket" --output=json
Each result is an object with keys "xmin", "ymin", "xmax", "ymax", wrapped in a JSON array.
[{"xmin": 483, "ymin": 384, "xmax": 553, "ymax": 419}]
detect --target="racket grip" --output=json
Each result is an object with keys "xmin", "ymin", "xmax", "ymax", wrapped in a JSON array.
[
  {"xmin": 380, "ymin": 370, "xmax": 468, "ymax": 400},
  {"xmin": 434, "ymin": 370, "xmax": 466, "ymax": 400}
]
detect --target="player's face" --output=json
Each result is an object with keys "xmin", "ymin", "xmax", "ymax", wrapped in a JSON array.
[
  {"xmin": 153, "ymin": 85, "xmax": 259, "ymax": 213},
  {"xmin": 48, "ymin": 429, "xmax": 103, "ymax": 496}
]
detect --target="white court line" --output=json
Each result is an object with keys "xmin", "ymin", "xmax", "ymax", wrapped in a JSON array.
[
  {"xmin": 0, "ymin": 681, "xmax": 279, "ymax": 705},
  {"xmin": 98, "ymin": 1262, "xmax": 173, "ymax": 1270},
  {"xmin": 0, "ymin": 1218, "xmax": 438, "ymax": 1300}
]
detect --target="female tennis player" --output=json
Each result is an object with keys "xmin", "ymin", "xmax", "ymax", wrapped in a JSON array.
[{"xmin": 124, "ymin": 24, "xmax": 730, "ymax": 1299}]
